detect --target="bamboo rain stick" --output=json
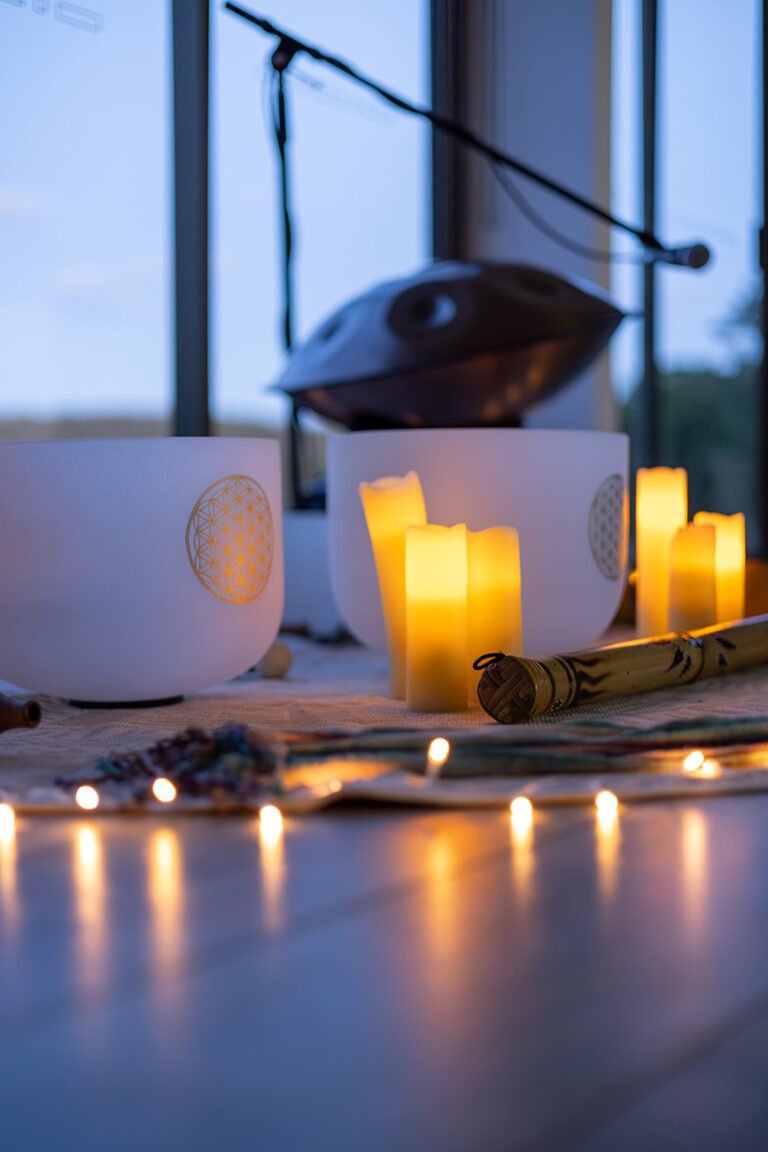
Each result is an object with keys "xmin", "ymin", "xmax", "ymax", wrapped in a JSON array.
[{"xmin": 476, "ymin": 615, "xmax": 768, "ymax": 724}]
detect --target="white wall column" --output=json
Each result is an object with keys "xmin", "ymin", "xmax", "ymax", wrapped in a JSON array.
[{"xmin": 453, "ymin": 0, "xmax": 616, "ymax": 430}]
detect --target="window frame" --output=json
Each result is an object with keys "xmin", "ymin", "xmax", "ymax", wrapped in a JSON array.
[{"xmin": 172, "ymin": 0, "xmax": 210, "ymax": 436}]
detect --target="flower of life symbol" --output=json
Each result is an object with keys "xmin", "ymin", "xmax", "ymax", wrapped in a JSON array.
[
  {"xmin": 186, "ymin": 475, "xmax": 273, "ymax": 604},
  {"xmin": 588, "ymin": 474, "xmax": 626, "ymax": 581}
]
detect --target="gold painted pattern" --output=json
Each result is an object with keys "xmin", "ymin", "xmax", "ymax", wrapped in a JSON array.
[
  {"xmin": 186, "ymin": 475, "xmax": 273, "ymax": 604},
  {"xmin": 588, "ymin": 474, "xmax": 627, "ymax": 581}
]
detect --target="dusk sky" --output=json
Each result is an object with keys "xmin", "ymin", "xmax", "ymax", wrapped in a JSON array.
[{"xmin": 0, "ymin": 0, "xmax": 760, "ymax": 421}]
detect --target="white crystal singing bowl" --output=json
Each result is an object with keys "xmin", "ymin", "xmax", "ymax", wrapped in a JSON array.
[
  {"xmin": 328, "ymin": 428, "xmax": 629, "ymax": 658},
  {"xmin": 0, "ymin": 439, "xmax": 283, "ymax": 702}
]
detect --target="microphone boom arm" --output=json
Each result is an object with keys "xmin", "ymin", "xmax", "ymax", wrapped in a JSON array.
[{"xmin": 224, "ymin": 1, "xmax": 709, "ymax": 265}]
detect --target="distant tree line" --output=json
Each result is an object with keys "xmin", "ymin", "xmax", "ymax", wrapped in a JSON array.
[{"xmin": 622, "ymin": 282, "xmax": 762, "ymax": 549}]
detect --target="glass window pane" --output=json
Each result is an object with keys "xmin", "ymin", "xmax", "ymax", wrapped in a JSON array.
[
  {"xmin": 0, "ymin": 0, "xmax": 172, "ymax": 437},
  {"xmin": 211, "ymin": 0, "xmax": 429, "ymax": 443},
  {"xmin": 657, "ymin": 0, "xmax": 762, "ymax": 551},
  {"xmin": 613, "ymin": 0, "xmax": 762, "ymax": 553}
]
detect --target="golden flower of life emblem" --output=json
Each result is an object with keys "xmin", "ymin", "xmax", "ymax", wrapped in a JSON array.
[
  {"xmin": 588, "ymin": 473, "xmax": 627, "ymax": 581},
  {"xmin": 186, "ymin": 475, "xmax": 273, "ymax": 604}
]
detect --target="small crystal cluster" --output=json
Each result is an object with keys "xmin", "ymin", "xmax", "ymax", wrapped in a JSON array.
[{"xmin": 57, "ymin": 723, "xmax": 282, "ymax": 806}]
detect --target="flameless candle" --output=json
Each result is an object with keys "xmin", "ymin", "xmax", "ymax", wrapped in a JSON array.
[
  {"xmin": 359, "ymin": 472, "xmax": 427, "ymax": 698},
  {"xmin": 636, "ymin": 467, "xmax": 687, "ymax": 636},
  {"xmin": 405, "ymin": 523, "xmax": 468, "ymax": 712},
  {"xmin": 668, "ymin": 522, "xmax": 717, "ymax": 632},
  {"xmin": 467, "ymin": 526, "xmax": 522, "ymax": 700},
  {"xmin": 693, "ymin": 512, "xmax": 746, "ymax": 623}
]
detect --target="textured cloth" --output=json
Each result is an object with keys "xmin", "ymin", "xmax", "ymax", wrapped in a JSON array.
[{"xmin": 1, "ymin": 635, "xmax": 767, "ymax": 811}]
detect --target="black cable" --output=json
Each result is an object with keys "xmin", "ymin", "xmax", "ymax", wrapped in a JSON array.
[
  {"xmin": 489, "ymin": 162, "xmax": 647, "ymax": 266},
  {"xmin": 225, "ymin": 1, "xmax": 663, "ymax": 254},
  {"xmin": 268, "ymin": 55, "xmax": 643, "ymax": 271},
  {"xmin": 268, "ymin": 46, "xmax": 306, "ymax": 507},
  {"xmin": 270, "ymin": 66, "xmax": 293, "ymax": 350}
]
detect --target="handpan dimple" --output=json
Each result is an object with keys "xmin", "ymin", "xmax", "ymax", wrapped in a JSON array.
[{"xmin": 186, "ymin": 474, "xmax": 273, "ymax": 604}]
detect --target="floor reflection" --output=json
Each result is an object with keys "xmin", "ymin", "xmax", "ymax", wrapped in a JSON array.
[
  {"xmin": 258, "ymin": 809, "xmax": 285, "ymax": 934},
  {"xmin": 73, "ymin": 823, "xmax": 107, "ymax": 1000},
  {"xmin": 595, "ymin": 806, "xmax": 621, "ymax": 908},
  {"xmin": 424, "ymin": 835, "xmax": 460, "ymax": 1010},
  {"xmin": 681, "ymin": 809, "xmax": 709, "ymax": 940},
  {"xmin": 148, "ymin": 827, "xmax": 184, "ymax": 984},
  {"xmin": 0, "ymin": 804, "xmax": 17, "ymax": 933},
  {"xmin": 509, "ymin": 801, "xmax": 535, "ymax": 909}
]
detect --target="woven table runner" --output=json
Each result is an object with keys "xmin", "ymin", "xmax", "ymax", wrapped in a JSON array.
[{"xmin": 1, "ymin": 636, "xmax": 767, "ymax": 812}]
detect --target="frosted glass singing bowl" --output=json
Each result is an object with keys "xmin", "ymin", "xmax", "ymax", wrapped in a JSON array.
[
  {"xmin": 328, "ymin": 429, "xmax": 629, "ymax": 658},
  {"xmin": 0, "ymin": 439, "xmax": 283, "ymax": 704}
]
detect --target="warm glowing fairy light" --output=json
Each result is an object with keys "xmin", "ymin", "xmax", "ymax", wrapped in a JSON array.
[
  {"xmin": 595, "ymin": 790, "xmax": 619, "ymax": 817},
  {"xmin": 75, "ymin": 785, "xmax": 100, "ymax": 811},
  {"xmin": 510, "ymin": 796, "xmax": 534, "ymax": 830},
  {"xmin": 427, "ymin": 737, "xmax": 451, "ymax": 768},
  {"xmin": 152, "ymin": 778, "xmax": 177, "ymax": 804},
  {"xmin": 700, "ymin": 758, "xmax": 720, "ymax": 778},
  {"xmin": 259, "ymin": 804, "xmax": 284, "ymax": 844},
  {"xmin": 0, "ymin": 803, "xmax": 15, "ymax": 840},
  {"xmin": 683, "ymin": 750, "xmax": 705, "ymax": 773}
]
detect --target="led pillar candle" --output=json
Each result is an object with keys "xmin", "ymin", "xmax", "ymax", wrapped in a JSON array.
[
  {"xmin": 467, "ymin": 526, "xmax": 522, "ymax": 700},
  {"xmin": 636, "ymin": 467, "xmax": 687, "ymax": 636},
  {"xmin": 405, "ymin": 523, "xmax": 468, "ymax": 712},
  {"xmin": 359, "ymin": 472, "xmax": 427, "ymax": 698},
  {"xmin": 693, "ymin": 512, "xmax": 746, "ymax": 623},
  {"xmin": 668, "ymin": 522, "xmax": 717, "ymax": 632}
]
